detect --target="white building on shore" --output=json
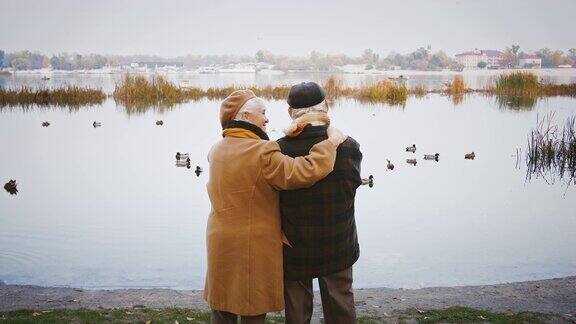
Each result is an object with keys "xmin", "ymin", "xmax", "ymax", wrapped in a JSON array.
[
  {"xmin": 518, "ymin": 53, "xmax": 542, "ymax": 68},
  {"xmin": 455, "ymin": 49, "xmax": 504, "ymax": 69}
]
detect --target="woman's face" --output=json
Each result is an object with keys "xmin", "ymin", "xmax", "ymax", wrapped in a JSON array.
[{"xmin": 244, "ymin": 104, "xmax": 269, "ymax": 131}]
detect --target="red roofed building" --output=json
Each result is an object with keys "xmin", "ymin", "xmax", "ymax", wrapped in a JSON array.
[{"xmin": 455, "ymin": 49, "xmax": 504, "ymax": 69}]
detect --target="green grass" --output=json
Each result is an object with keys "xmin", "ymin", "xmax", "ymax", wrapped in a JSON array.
[
  {"xmin": 401, "ymin": 306, "xmax": 553, "ymax": 324},
  {"xmin": 0, "ymin": 306, "xmax": 564, "ymax": 323},
  {"xmin": 0, "ymin": 308, "xmax": 288, "ymax": 323}
]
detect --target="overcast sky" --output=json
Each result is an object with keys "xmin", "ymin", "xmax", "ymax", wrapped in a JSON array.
[{"xmin": 1, "ymin": 0, "xmax": 574, "ymax": 57}]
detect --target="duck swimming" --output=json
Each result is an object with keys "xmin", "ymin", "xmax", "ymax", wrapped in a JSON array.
[
  {"xmin": 41, "ymin": 121, "xmax": 50, "ymax": 127},
  {"xmin": 195, "ymin": 166, "xmax": 203, "ymax": 176},
  {"xmin": 4, "ymin": 179, "xmax": 18, "ymax": 195},
  {"xmin": 406, "ymin": 144, "xmax": 416, "ymax": 153},
  {"xmin": 361, "ymin": 175, "xmax": 374, "ymax": 187},
  {"xmin": 176, "ymin": 152, "xmax": 190, "ymax": 160},
  {"xmin": 156, "ymin": 120, "xmax": 164, "ymax": 126},
  {"xmin": 387, "ymin": 160, "xmax": 395, "ymax": 170},
  {"xmin": 465, "ymin": 152, "xmax": 476, "ymax": 160},
  {"xmin": 176, "ymin": 160, "xmax": 191, "ymax": 169},
  {"xmin": 406, "ymin": 159, "xmax": 417, "ymax": 166},
  {"xmin": 424, "ymin": 153, "xmax": 440, "ymax": 161},
  {"xmin": 93, "ymin": 121, "xmax": 102, "ymax": 128}
]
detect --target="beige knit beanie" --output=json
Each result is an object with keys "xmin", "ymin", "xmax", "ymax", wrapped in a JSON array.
[{"xmin": 219, "ymin": 90, "xmax": 256, "ymax": 128}]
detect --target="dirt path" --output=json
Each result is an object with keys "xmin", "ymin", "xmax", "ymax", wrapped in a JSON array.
[{"xmin": 1, "ymin": 276, "xmax": 575, "ymax": 319}]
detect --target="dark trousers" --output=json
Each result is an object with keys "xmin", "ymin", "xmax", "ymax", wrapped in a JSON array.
[
  {"xmin": 211, "ymin": 310, "xmax": 266, "ymax": 324},
  {"xmin": 284, "ymin": 267, "xmax": 356, "ymax": 324}
]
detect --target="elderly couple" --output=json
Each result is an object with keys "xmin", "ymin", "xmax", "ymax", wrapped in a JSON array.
[{"xmin": 204, "ymin": 82, "xmax": 362, "ymax": 324}]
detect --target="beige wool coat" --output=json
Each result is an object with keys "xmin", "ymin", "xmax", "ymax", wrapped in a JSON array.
[{"xmin": 204, "ymin": 127, "xmax": 337, "ymax": 316}]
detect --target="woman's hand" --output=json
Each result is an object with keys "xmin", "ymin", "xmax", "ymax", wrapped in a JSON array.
[{"xmin": 327, "ymin": 126, "xmax": 347, "ymax": 146}]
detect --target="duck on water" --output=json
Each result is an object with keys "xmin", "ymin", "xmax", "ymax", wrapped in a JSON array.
[{"xmin": 424, "ymin": 153, "xmax": 440, "ymax": 161}]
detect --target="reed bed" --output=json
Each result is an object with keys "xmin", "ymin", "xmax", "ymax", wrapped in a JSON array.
[
  {"xmin": 487, "ymin": 72, "xmax": 576, "ymax": 109},
  {"xmin": 113, "ymin": 74, "xmax": 196, "ymax": 108},
  {"xmin": 493, "ymin": 72, "xmax": 540, "ymax": 96},
  {"xmin": 323, "ymin": 76, "xmax": 356, "ymax": 99},
  {"xmin": 0, "ymin": 86, "xmax": 106, "ymax": 109},
  {"xmin": 113, "ymin": 74, "xmax": 410, "ymax": 108},
  {"xmin": 446, "ymin": 75, "xmax": 467, "ymax": 95},
  {"xmin": 355, "ymin": 80, "xmax": 408, "ymax": 105},
  {"xmin": 540, "ymin": 83, "xmax": 576, "ymax": 96},
  {"xmin": 7, "ymin": 72, "xmax": 574, "ymax": 111},
  {"xmin": 409, "ymin": 86, "xmax": 428, "ymax": 97},
  {"xmin": 526, "ymin": 113, "xmax": 576, "ymax": 184}
]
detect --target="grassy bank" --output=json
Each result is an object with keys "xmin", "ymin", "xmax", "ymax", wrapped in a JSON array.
[
  {"xmin": 0, "ymin": 86, "xmax": 106, "ymax": 109},
  {"xmin": 0, "ymin": 306, "xmax": 565, "ymax": 323}
]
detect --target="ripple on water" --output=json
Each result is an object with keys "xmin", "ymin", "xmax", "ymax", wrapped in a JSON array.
[{"xmin": 0, "ymin": 249, "xmax": 48, "ymax": 270}]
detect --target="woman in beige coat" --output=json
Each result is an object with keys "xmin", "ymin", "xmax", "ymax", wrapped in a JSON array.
[{"xmin": 205, "ymin": 90, "xmax": 346, "ymax": 323}]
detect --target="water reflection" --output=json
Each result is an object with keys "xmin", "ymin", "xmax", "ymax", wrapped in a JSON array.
[{"xmin": 495, "ymin": 94, "xmax": 538, "ymax": 110}]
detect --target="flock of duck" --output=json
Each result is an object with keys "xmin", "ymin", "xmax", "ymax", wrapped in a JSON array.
[
  {"xmin": 385, "ymin": 144, "xmax": 475, "ymax": 169},
  {"xmin": 175, "ymin": 152, "xmax": 203, "ymax": 176},
  {"xmin": 7, "ymin": 125, "xmax": 478, "ymax": 195},
  {"xmin": 3, "ymin": 120, "xmax": 203, "ymax": 196},
  {"xmin": 360, "ymin": 145, "xmax": 476, "ymax": 188},
  {"xmin": 41, "ymin": 120, "xmax": 165, "ymax": 128}
]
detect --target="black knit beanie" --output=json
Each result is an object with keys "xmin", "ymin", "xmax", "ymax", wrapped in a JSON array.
[{"xmin": 287, "ymin": 82, "xmax": 326, "ymax": 109}]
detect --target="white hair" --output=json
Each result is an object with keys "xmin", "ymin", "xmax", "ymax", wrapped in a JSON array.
[
  {"xmin": 234, "ymin": 97, "xmax": 265, "ymax": 122},
  {"xmin": 289, "ymin": 100, "xmax": 329, "ymax": 120}
]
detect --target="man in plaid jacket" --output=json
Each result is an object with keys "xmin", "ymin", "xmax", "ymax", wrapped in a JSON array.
[{"xmin": 277, "ymin": 82, "xmax": 362, "ymax": 324}]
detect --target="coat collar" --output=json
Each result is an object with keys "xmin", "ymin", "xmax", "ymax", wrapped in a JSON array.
[
  {"xmin": 222, "ymin": 120, "xmax": 269, "ymax": 140},
  {"xmin": 291, "ymin": 125, "xmax": 328, "ymax": 139}
]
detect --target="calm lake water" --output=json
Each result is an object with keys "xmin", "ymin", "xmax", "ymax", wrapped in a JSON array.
[{"xmin": 1, "ymin": 71, "xmax": 575, "ymax": 289}]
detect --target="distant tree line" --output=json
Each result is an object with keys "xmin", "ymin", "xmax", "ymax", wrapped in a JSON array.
[
  {"xmin": 1, "ymin": 47, "xmax": 575, "ymax": 71},
  {"xmin": 500, "ymin": 45, "xmax": 576, "ymax": 68}
]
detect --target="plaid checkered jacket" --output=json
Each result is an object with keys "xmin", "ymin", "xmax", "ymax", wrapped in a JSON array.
[{"xmin": 277, "ymin": 125, "xmax": 362, "ymax": 280}]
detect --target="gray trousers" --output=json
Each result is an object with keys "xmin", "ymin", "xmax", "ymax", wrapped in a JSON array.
[{"xmin": 284, "ymin": 267, "xmax": 357, "ymax": 324}]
